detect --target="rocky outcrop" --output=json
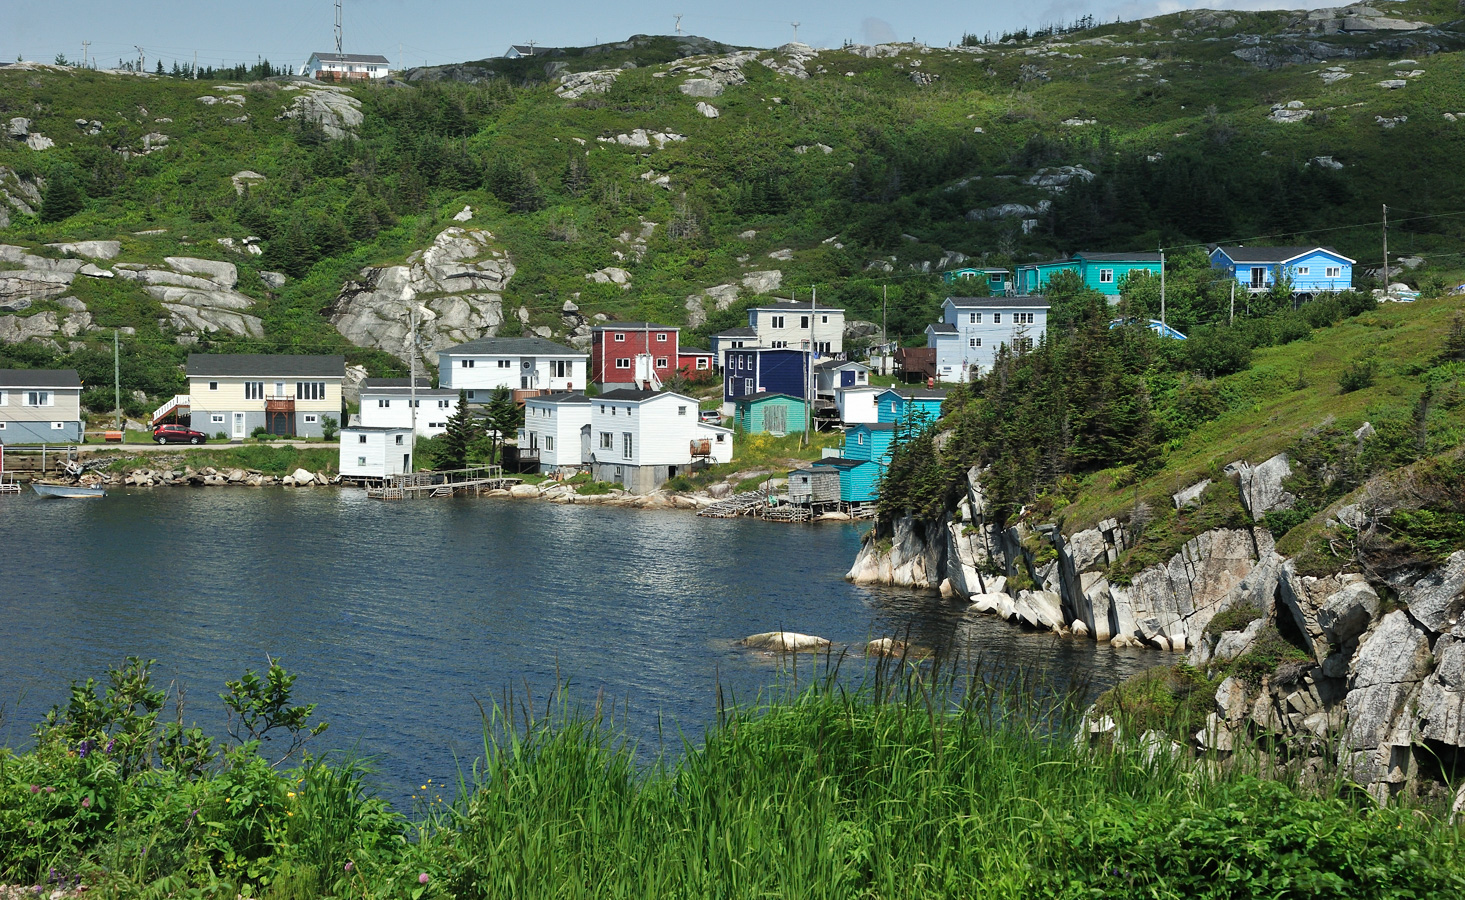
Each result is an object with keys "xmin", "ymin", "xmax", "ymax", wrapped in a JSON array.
[
  {"xmin": 276, "ymin": 83, "xmax": 362, "ymax": 140},
  {"xmin": 555, "ymin": 69, "xmax": 619, "ymax": 99},
  {"xmin": 0, "ymin": 166, "xmax": 44, "ymax": 228},
  {"xmin": 113, "ymin": 257, "xmax": 262, "ymax": 338},
  {"xmin": 847, "ymin": 515, "xmax": 947, "ymax": 589},
  {"xmin": 329, "ymin": 226, "xmax": 513, "ymax": 365}
]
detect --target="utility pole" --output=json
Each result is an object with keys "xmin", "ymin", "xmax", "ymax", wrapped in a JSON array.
[
  {"xmin": 791, "ymin": 22, "xmax": 801, "ymax": 42},
  {"xmin": 81, "ymin": 40, "xmax": 89, "ymax": 68},
  {"xmin": 882, "ymin": 284, "xmax": 888, "ymax": 376},
  {"xmin": 1229, "ymin": 280, "xmax": 1235, "ymax": 326},
  {"xmin": 804, "ymin": 286, "xmax": 816, "ymax": 445},
  {"xmin": 113, "ymin": 329, "xmax": 121, "ymax": 430},
  {"xmin": 1381, "ymin": 203, "xmax": 1389, "ymax": 289},
  {"xmin": 674, "ymin": 13, "xmax": 684, "ymax": 36},
  {"xmin": 1159, "ymin": 246, "xmax": 1166, "ymax": 325},
  {"xmin": 335, "ymin": 0, "xmax": 344, "ymax": 54},
  {"xmin": 408, "ymin": 305, "xmax": 418, "ymax": 472},
  {"xmin": 193, "ymin": 51, "xmax": 198, "ymax": 77}
]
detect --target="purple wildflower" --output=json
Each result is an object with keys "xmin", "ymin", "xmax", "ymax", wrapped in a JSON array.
[
  {"xmin": 44, "ymin": 786, "xmax": 54, "ymax": 794},
  {"xmin": 419, "ymin": 873, "xmax": 430, "ymax": 885},
  {"xmin": 81, "ymin": 797, "xmax": 91, "ymax": 809},
  {"xmin": 78, "ymin": 739, "xmax": 92, "ymax": 759},
  {"xmin": 105, "ymin": 738, "xmax": 115, "ymax": 754},
  {"xmin": 344, "ymin": 861, "xmax": 354, "ymax": 873},
  {"xmin": 29, "ymin": 784, "xmax": 39, "ymax": 794}
]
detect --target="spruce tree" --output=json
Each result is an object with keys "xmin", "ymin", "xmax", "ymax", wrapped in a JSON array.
[
  {"xmin": 485, "ymin": 387, "xmax": 520, "ymax": 465},
  {"xmin": 39, "ymin": 169, "xmax": 85, "ymax": 222},
  {"xmin": 437, "ymin": 390, "xmax": 479, "ymax": 470}
]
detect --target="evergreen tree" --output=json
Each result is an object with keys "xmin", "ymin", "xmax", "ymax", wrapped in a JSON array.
[
  {"xmin": 437, "ymin": 390, "xmax": 479, "ymax": 470},
  {"xmin": 39, "ymin": 169, "xmax": 85, "ymax": 222},
  {"xmin": 485, "ymin": 387, "xmax": 520, "ymax": 465}
]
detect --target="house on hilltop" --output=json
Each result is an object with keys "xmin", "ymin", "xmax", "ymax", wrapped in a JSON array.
[
  {"xmin": 1015, "ymin": 252, "xmax": 1163, "ymax": 296},
  {"xmin": 1209, "ymin": 246, "xmax": 1355, "ymax": 299},
  {"xmin": 301, "ymin": 52, "xmax": 391, "ymax": 81}
]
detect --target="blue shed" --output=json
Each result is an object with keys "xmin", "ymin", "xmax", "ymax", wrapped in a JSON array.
[
  {"xmin": 845, "ymin": 422, "xmax": 896, "ymax": 464},
  {"xmin": 723, "ymin": 347, "xmax": 813, "ymax": 404},
  {"xmin": 875, "ymin": 388, "xmax": 947, "ymax": 427},
  {"xmin": 813, "ymin": 457, "xmax": 885, "ymax": 503},
  {"xmin": 1209, "ymin": 246, "xmax": 1355, "ymax": 298},
  {"xmin": 733, "ymin": 392, "xmax": 807, "ymax": 434}
]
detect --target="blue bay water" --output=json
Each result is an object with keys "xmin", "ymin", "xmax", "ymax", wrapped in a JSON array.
[{"xmin": 0, "ymin": 488, "xmax": 1159, "ymax": 804}]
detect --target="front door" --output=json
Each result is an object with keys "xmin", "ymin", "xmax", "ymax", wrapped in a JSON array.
[
  {"xmin": 841, "ymin": 369, "xmax": 856, "ymax": 387},
  {"xmin": 766, "ymin": 405, "xmax": 787, "ymax": 434},
  {"xmin": 403, "ymin": 453, "xmax": 411, "ymax": 473},
  {"xmin": 232, "ymin": 412, "xmax": 246, "ymax": 440}
]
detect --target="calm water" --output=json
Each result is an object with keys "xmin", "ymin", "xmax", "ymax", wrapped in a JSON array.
[{"xmin": 0, "ymin": 489, "xmax": 1159, "ymax": 804}]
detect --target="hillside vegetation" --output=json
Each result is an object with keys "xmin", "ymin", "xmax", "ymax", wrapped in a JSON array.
[{"xmin": 4, "ymin": 1, "xmax": 1465, "ymax": 415}]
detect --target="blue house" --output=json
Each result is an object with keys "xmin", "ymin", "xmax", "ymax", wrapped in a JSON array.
[
  {"xmin": 846, "ymin": 422, "xmax": 897, "ymax": 464},
  {"xmin": 876, "ymin": 388, "xmax": 947, "ymax": 427},
  {"xmin": 926, "ymin": 296, "xmax": 1049, "ymax": 382},
  {"xmin": 812, "ymin": 456, "xmax": 884, "ymax": 503},
  {"xmin": 1209, "ymin": 246, "xmax": 1355, "ymax": 298},
  {"xmin": 1015, "ymin": 252, "xmax": 1164, "ymax": 297},
  {"xmin": 723, "ymin": 347, "xmax": 812, "ymax": 406},
  {"xmin": 942, "ymin": 267, "xmax": 1012, "ymax": 294}
]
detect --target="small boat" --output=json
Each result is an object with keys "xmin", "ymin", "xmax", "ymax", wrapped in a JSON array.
[{"xmin": 33, "ymin": 482, "xmax": 107, "ymax": 499}]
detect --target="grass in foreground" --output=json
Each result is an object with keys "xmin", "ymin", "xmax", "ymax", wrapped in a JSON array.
[{"xmin": 1, "ymin": 658, "xmax": 1460, "ymax": 899}]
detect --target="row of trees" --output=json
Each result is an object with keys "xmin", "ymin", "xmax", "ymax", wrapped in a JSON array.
[{"xmin": 427, "ymin": 389, "xmax": 523, "ymax": 470}]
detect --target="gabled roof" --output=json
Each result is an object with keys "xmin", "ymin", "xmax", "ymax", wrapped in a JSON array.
[
  {"xmin": 1073, "ymin": 251, "xmax": 1165, "ymax": 263},
  {"xmin": 186, "ymin": 354, "xmax": 344, "ymax": 378},
  {"xmin": 748, "ymin": 300, "xmax": 845, "ymax": 312},
  {"xmin": 309, "ymin": 52, "xmax": 390, "ymax": 64},
  {"xmin": 926, "ymin": 323, "xmax": 958, "ymax": 334},
  {"xmin": 850, "ymin": 422, "xmax": 898, "ymax": 431},
  {"xmin": 442, "ymin": 337, "xmax": 581, "ymax": 356},
  {"xmin": 0, "ymin": 368, "xmax": 81, "ymax": 388},
  {"xmin": 1211, "ymin": 245, "xmax": 1356, "ymax": 265},
  {"xmin": 596, "ymin": 389, "xmax": 696, "ymax": 404},
  {"xmin": 814, "ymin": 358, "xmax": 867, "ymax": 370},
  {"xmin": 735, "ymin": 391, "xmax": 803, "ymax": 403},
  {"xmin": 812, "ymin": 456, "xmax": 879, "ymax": 470},
  {"xmin": 591, "ymin": 322, "xmax": 678, "ymax": 332},
  {"xmin": 528, "ymin": 392, "xmax": 591, "ymax": 405},
  {"xmin": 714, "ymin": 326, "xmax": 758, "ymax": 338},
  {"xmin": 879, "ymin": 388, "xmax": 948, "ymax": 401},
  {"xmin": 944, "ymin": 295, "xmax": 1051, "ymax": 309},
  {"xmin": 679, "ymin": 346, "xmax": 713, "ymax": 355}
]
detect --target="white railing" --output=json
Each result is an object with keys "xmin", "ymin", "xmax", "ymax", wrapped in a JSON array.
[{"xmin": 150, "ymin": 394, "xmax": 190, "ymax": 426}]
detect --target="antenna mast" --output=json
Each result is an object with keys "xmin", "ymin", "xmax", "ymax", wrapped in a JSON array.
[
  {"xmin": 674, "ymin": 14, "xmax": 684, "ymax": 36},
  {"xmin": 335, "ymin": 0, "xmax": 343, "ymax": 54},
  {"xmin": 790, "ymin": 22, "xmax": 801, "ymax": 42}
]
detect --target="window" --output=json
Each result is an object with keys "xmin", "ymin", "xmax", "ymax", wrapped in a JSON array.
[
  {"xmin": 969, "ymin": 338, "xmax": 977, "ymax": 348},
  {"xmin": 466, "ymin": 391, "xmax": 476, "ymax": 400},
  {"xmin": 296, "ymin": 382, "xmax": 326, "ymax": 400},
  {"xmin": 600, "ymin": 404, "xmax": 606, "ymax": 413},
  {"xmin": 1015, "ymin": 338, "xmax": 1034, "ymax": 352},
  {"xmin": 821, "ymin": 315, "xmax": 829, "ymax": 324},
  {"xmin": 715, "ymin": 433, "xmax": 725, "ymax": 443},
  {"xmin": 24, "ymin": 391, "xmax": 53, "ymax": 407},
  {"xmin": 696, "ymin": 358, "xmax": 709, "ymax": 370},
  {"xmin": 1326, "ymin": 266, "xmax": 1342, "ymax": 278},
  {"xmin": 614, "ymin": 333, "xmax": 626, "ymax": 342},
  {"xmin": 357, "ymin": 457, "xmax": 366, "ymax": 465},
  {"xmin": 461, "ymin": 359, "xmax": 474, "ymax": 368},
  {"xmin": 678, "ymin": 405, "xmax": 688, "ymax": 416},
  {"xmin": 992, "ymin": 313, "xmax": 1002, "ymax": 324},
  {"xmin": 304, "ymin": 414, "xmax": 319, "ymax": 424},
  {"xmin": 800, "ymin": 316, "xmax": 809, "ymax": 328},
  {"xmin": 1099, "ymin": 269, "xmax": 1115, "ymax": 284},
  {"xmin": 744, "ymin": 378, "xmax": 754, "ymax": 393},
  {"xmin": 358, "ymin": 435, "xmax": 368, "ymax": 444},
  {"xmin": 815, "ymin": 341, "xmax": 831, "ymax": 354},
  {"xmin": 244, "ymin": 381, "xmax": 264, "ymax": 400},
  {"xmin": 600, "ymin": 431, "xmax": 613, "ymax": 449},
  {"xmin": 771, "ymin": 315, "xmax": 785, "ymax": 328},
  {"xmin": 611, "ymin": 406, "xmax": 617, "ymax": 415},
  {"xmin": 969, "ymin": 313, "xmax": 977, "ymax": 324},
  {"xmin": 379, "ymin": 399, "xmax": 390, "ymax": 408},
  {"xmin": 615, "ymin": 358, "xmax": 631, "ymax": 369},
  {"xmin": 655, "ymin": 357, "xmax": 668, "ymax": 368},
  {"xmin": 551, "ymin": 360, "xmax": 570, "ymax": 378},
  {"xmin": 497, "ymin": 359, "xmax": 511, "ymax": 369},
  {"xmin": 858, "ymin": 432, "xmax": 865, "ymax": 445},
  {"xmin": 1295, "ymin": 266, "xmax": 1310, "ymax": 276},
  {"xmin": 394, "ymin": 434, "xmax": 403, "ymax": 445},
  {"xmin": 210, "ymin": 414, "xmax": 225, "ymax": 424},
  {"xmin": 208, "ymin": 381, "xmax": 219, "ymax": 391},
  {"xmin": 1014, "ymin": 312, "xmax": 1035, "ymax": 325},
  {"xmin": 545, "ymin": 436, "xmax": 555, "ymax": 450},
  {"xmin": 656, "ymin": 333, "xmax": 667, "ymax": 342},
  {"xmin": 438, "ymin": 400, "xmax": 449, "ymax": 409},
  {"xmin": 51, "ymin": 421, "xmax": 65, "ymax": 430},
  {"xmin": 772, "ymin": 341, "xmax": 787, "ymax": 349},
  {"xmin": 622, "ymin": 432, "xmax": 633, "ymax": 459},
  {"xmin": 0, "ymin": 422, "xmax": 5, "ymax": 429},
  {"xmin": 0, "ymin": 391, "xmax": 6, "ymax": 405}
]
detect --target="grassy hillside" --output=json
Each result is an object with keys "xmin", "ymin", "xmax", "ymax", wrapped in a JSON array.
[{"xmin": 3, "ymin": 1, "xmax": 1465, "ymax": 413}]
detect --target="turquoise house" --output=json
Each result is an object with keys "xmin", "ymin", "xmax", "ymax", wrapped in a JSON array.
[
  {"xmin": 812, "ymin": 457, "xmax": 884, "ymax": 503},
  {"xmin": 1015, "ymin": 252, "xmax": 1164, "ymax": 297},
  {"xmin": 846, "ymin": 422, "xmax": 896, "ymax": 464},
  {"xmin": 876, "ymin": 388, "xmax": 947, "ymax": 427},
  {"xmin": 733, "ymin": 392, "xmax": 806, "ymax": 435},
  {"xmin": 943, "ymin": 267, "xmax": 1012, "ymax": 294}
]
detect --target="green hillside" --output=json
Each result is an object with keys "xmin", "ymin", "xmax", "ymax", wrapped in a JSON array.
[{"xmin": 3, "ymin": 1, "xmax": 1465, "ymax": 417}]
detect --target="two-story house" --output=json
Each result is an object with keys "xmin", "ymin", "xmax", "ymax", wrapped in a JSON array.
[
  {"xmin": 185, "ymin": 355, "xmax": 344, "ymax": 439},
  {"xmin": 590, "ymin": 323, "xmax": 680, "ymax": 390},
  {"xmin": 925, "ymin": 296, "xmax": 1049, "ymax": 382},
  {"xmin": 338, "ymin": 426, "xmax": 415, "ymax": 481},
  {"xmin": 0, "ymin": 369, "xmax": 84, "ymax": 444},
  {"xmin": 439, "ymin": 337, "xmax": 585, "ymax": 401},
  {"xmin": 722, "ymin": 347, "xmax": 813, "ymax": 411},
  {"xmin": 746, "ymin": 300, "xmax": 844, "ymax": 355},
  {"xmin": 1209, "ymin": 246, "xmax": 1355, "ymax": 299},
  {"xmin": 1015, "ymin": 252, "xmax": 1163, "ymax": 297},
  {"xmin": 589, "ymin": 389, "xmax": 732, "ymax": 493},
  {"xmin": 710, "ymin": 326, "xmax": 757, "ymax": 370},
  {"xmin": 518, "ymin": 392, "xmax": 592, "ymax": 475},
  {"xmin": 355, "ymin": 377, "xmax": 458, "ymax": 438}
]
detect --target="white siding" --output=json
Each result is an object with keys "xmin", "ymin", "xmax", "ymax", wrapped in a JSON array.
[
  {"xmin": 358, "ymin": 389, "xmax": 456, "ymax": 437},
  {"xmin": 835, "ymin": 387, "xmax": 881, "ymax": 425},
  {"xmin": 339, "ymin": 428, "xmax": 413, "ymax": 478},
  {"xmin": 748, "ymin": 308, "xmax": 845, "ymax": 354},
  {"xmin": 439, "ymin": 353, "xmax": 585, "ymax": 395},
  {"xmin": 521, "ymin": 400, "xmax": 592, "ymax": 468},
  {"xmin": 589, "ymin": 393, "xmax": 707, "ymax": 468},
  {"xmin": 931, "ymin": 299, "xmax": 1049, "ymax": 382}
]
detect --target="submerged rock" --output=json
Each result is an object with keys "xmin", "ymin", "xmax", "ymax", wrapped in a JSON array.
[{"xmin": 741, "ymin": 631, "xmax": 831, "ymax": 651}]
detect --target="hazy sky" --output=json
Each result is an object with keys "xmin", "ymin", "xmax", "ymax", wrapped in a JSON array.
[{"xmin": 8, "ymin": 1, "xmax": 1341, "ymax": 71}]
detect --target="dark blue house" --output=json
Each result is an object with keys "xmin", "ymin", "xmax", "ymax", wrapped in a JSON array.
[{"xmin": 723, "ymin": 348, "xmax": 813, "ymax": 405}]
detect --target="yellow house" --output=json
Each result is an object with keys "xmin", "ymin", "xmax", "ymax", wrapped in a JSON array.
[{"xmin": 183, "ymin": 354, "xmax": 344, "ymax": 440}]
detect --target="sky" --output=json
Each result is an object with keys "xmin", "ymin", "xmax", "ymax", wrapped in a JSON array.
[{"xmin": 7, "ymin": 0, "xmax": 1344, "ymax": 71}]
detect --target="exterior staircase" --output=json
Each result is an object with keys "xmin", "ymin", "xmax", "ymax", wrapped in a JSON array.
[{"xmin": 150, "ymin": 394, "xmax": 190, "ymax": 427}]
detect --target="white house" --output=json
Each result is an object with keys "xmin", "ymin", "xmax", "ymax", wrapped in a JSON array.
[
  {"xmin": 814, "ymin": 359, "xmax": 869, "ymax": 394},
  {"xmin": 925, "ymin": 296, "xmax": 1049, "ymax": 383},
  {"xmin": 747, "ymin": 300, "xmax": 844, "ymax": 355},
  {"xmin": 589, "ymin": 389, "xmax": 732, "ymax": 493},
  {"xmin": 518, "ymin": 392, "xmax": 592, "ymax": 474},
  {"xmin": 301, "ymin": 52, "xmax": 391, "ymax": 81},
  {"xmin": 710, "ymin": 326, "xmax": 757, "ymax": 370},
  {"xmin": 834, "ymin": 385, "xmax": 882, "ymax": 425},
  {"xmin": 357, "ymin": 377, "xmax": 457, "ymax": 438},
  {"xmin": 438, "ymin": 337, "xmax": 586, "ymax": 400},
  {"xmin": 339, "ymin": 426, "xmax": 414, "ymax": 481}
]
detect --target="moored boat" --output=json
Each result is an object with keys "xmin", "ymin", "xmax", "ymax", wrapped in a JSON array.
[{"xmin": 32, "ymin": 482, "xmax": 107, "ymax": 499}]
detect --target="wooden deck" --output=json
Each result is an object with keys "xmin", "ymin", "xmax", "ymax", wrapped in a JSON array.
[{"xmin": 366, "ymin": 466, "xmax": 522, "ymax": 500}]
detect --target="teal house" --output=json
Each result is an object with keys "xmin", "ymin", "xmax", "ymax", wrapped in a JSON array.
[
  {"xmin": 812, "ymin": 457, "xmax": 884, "ymax": 503},
  {"xmin": 846, "ymin": 422, "xmax": 896, "ymax": 464},
  {"xmin": 876, "ymin": 388, "xmax": 947, "ymax": 427},
  {"xmin": 1015, "ymin": 252, "xmax": 1163, "ymax": 297},
  {"xmin": 943, "ymin": 267, "xmax": 1012, "ymax": 294},
  {"xmin": 733, "ymin": 392, "xmax": 806, "ymax": 435}
]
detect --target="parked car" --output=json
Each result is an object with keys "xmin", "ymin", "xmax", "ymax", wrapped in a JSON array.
[
  {"xmin": 153, "ymin": 424, "xmax": 207, "ymax": 445},
  {"xmin": 699, "ymin": 409, "xmax": 723, "ymax": 424}
]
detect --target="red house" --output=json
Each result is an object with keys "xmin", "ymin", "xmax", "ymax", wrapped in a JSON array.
[
  {"xmin": 677, "ymin": 346, "xmax": 714, "ymax": 378},
  {"xmin": 591, "ymin": 322, "xmax": 680, "ymax": 389}
]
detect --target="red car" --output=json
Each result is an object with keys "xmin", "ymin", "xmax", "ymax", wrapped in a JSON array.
[{"xmin": 153, "ymin": 424, "xmax": 207, "ymax": 445}]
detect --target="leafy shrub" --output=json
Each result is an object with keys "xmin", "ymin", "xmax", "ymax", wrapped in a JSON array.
[
  {"xmin": 1091, "ymin": 663, "xmax": 1215, "ymax": 738},
  {"xmin": 1226, "ymin": 624, "xmax": 1312, "ymax": 687},
  {"xmin": 665, "ymin": 475, "xmax": 695, "ymax": 492},
  {"xmin": 574, "ymin": 480, "xmax": 615, "ymax": 495},
  {"xmin": 1338, "ymin": 358, "xmax": 1377, "ymax": 393}
]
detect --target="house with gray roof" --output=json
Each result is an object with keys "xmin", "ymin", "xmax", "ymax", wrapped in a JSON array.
[
  {"xmin": 302, "ymin": 52, "xmax": 391, "ymax": 81},
  {"xmin": 925, "ymin": 295, "xmax": 1049, "ymax": 383},
  {"xmin": 183, "ymin": 354, "xmax": 344, "ymax": 439},
  {"xmin": 0, "ymin": 369, "xmax": 83, "ymax": 444},
  {"xmin": 357, "ymin": 377, "xmax": 459, "ymax": 438},
  {"xmin": 438, "ymin": 336, "xmax": 586, "ymax": 400}
]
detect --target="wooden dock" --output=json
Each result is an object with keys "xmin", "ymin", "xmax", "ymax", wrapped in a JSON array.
[
  {"xmin": 366, "ymin": 466, "xmax": 522, "ymax": 500},
  {"xmin": 698, "ymin": 491, "xmax": 877, "ymax": 522}
]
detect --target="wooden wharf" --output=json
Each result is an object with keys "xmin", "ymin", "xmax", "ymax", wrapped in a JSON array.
[{"xmin": 366, "ymin": 466, "xmax": 521, "ymax": 500}]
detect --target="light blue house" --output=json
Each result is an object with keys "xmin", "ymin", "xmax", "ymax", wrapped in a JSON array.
[
  {"xmin": 1209, "ymin": 246, "xmax": 1355, "ymax": 298},
  {"xmin": 1110, "ymin": 319, "xmax": 1187, "ymax": 340},
  {"xmin": 875, "ymin": 389, "xmax": 946, "ymax": 428},
  {"xmin": 924, "ymin": 296, "xmax": 1049, "ymax": 383},
  {"xmin": 1015, "ymin": 252, "xmax": 1163, "ymax": 297}
]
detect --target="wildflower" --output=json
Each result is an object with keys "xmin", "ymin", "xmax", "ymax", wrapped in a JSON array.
[
  {"xmin": 287, "ymin": 791, "xmax": 296, "ymax": 799},
  {"xmin": 287, "ymin": 811, "xmax": 293, "ymax": 817},
  {"xmin": 29, "ymin": 784, "xmax": 39, "ymax": 794},
  {"xmin": 78, "ymin": 740, "xmax": 92, "ymax": 759},
  {"xmin": 344, "ymin": 862, "xmax": 354, "ymax": 873},
  {"xmin": 105, "ymin": 738, "xmax": 115, "ymax": 754},
  {"xmin": 419, "ymin": 873, "xmax": 430, "ymax": 885},
  {"xmin": 81, "ymin": 797, "xmax": 91, "ymax": 809},
  {"xmin": 44, "ymin": 786, "xmax": 54, "ymax": 794}
]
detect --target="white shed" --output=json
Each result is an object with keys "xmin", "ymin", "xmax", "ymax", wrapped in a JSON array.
[
  {"xmin": 835, "ymin": 386, "xmax": 882, "ymax": 425},
  {"xmin": 339, "ymin": 426, "xmax": 414, "ymax": 480},
  {"xmin": 519, "ymin": 392, "xmax": 592, "ymax": 473}
]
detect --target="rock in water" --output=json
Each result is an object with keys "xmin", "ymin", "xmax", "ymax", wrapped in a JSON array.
[{"xmin": 741, "ymin": 631, "xmax": 831, "ymax": 651}]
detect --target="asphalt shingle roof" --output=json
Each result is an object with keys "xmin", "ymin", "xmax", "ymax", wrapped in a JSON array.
[
  {"xmin": 945, "ymin": 296, "xmax": 1051, "ymax": 308},
  {"xmin": 1213, "ymin": 245, "xmax": 1350, "ymax": 264},
  {"xmin": 529, "ymin": 392, "xmax": 591, "ymax": 405},
  {"xmin": 0, "ymin": 368, "xmax": 82, "ymax": 388},
  {"xmin": 186, "ymin": 354, "xmax": 344, "ymax": 378},
  {"xmin": 442, "ymin": 337, "xmax": 581, "ymax": 356},
  {"xmin": 310, "ymin": 52, "xmax": 391, "ymax": 64}
]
